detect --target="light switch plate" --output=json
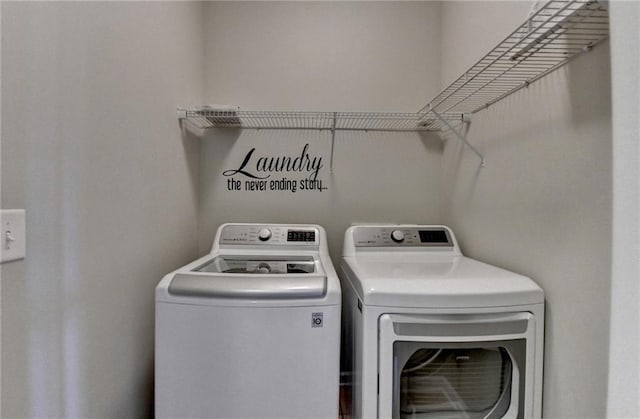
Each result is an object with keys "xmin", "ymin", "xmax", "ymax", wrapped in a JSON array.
[{"xmin": 1, "ymin": 209, "xmax": 26, "ymax": 263}]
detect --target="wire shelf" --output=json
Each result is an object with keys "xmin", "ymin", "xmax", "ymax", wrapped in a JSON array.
[
  {"xmin": 178, "ymin": 108, "xmax": 466, "ymax": 132},
  {"xmin": 177, "ymin": 0, "xmax": 610, "ymax": 167},
  {"xmin": 422, "ymin": 0, "xmax": 609, "ymax": 115}
]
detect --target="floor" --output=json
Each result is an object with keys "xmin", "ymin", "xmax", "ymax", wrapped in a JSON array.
[{"xmin": 339, "ymin": 384, "xmax": 352, "ymax": 419}]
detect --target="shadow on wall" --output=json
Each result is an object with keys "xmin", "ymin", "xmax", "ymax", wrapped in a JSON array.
[
  {"xmin": 440, "ymin": 39, "xmax": 612, "ymax": 216},
  {"xmin": 180, "ymin": 119, "xmax": 242, "ymax": 171},
  {"xmin": 567, "ymin": 41, "xmax": 611, "ymax": 127},
  {"xmin": 180, "ymin": 121, "xmax": 209, "ymax": 211},
  {"xmin": 417, "ymin": 131, "xmax": 445, "ymax": 156}
]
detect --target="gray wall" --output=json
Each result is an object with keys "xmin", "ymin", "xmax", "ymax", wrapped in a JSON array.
[
  {"xmin": 439, "ymin": 2, "xmax": 612, "ymax": 417},
  {"xmin": 199, "ymin": 1, "xmax": 445, "ymax": 261},
  {"xmin": 1, "ymin": 2, "xmax": 203, "ymax": 417},
  {"xmin": 203, "ymin": 2, "xmax": 441, "ymax": 112}
]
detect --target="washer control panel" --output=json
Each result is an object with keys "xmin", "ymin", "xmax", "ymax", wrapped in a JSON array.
[
  {"xmin": 219, "ymin": 224, "xmax": 319, "ymax": 246},
  {"xmin": 353, "ymin": 226, "xmax": 453, "ymax": 247}
]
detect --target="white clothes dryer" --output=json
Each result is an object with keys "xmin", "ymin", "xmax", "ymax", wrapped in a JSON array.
[
  {"xmin": 156, "ymin": 223, "xmax": 341, "ymax": 419},
  {"xmin": 341, "ymin": 225, "xmax": 544, "ymax": 419}
]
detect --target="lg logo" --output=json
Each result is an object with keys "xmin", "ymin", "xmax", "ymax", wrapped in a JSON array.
[{"xmin": 311, "ymin": 312, "xmax": 324, "ymax": 328}]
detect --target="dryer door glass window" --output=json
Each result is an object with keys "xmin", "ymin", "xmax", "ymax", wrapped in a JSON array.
[{"xmin": 393, "ymin": 340, "xmax": 525, "ymax": 419}]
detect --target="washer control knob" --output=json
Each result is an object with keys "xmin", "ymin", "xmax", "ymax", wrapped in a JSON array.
[
  {"xmin": 391, "ymin": 230, "xmax": 405, "ymax": 243},
  {"xmin": 257, "ymin": 228, "xmax": 272, "ymax": 242}
]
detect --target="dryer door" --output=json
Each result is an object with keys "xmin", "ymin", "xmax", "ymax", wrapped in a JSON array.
[{"xmin": 378, "ymin": 312, "xmax": 537, "ymax": 419}]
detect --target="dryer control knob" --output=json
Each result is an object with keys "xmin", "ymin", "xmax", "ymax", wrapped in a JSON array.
[
  {"xmin": 391, "ymin": 230, "xmax": 405, "ymax": 243},
  {"xmin": 258, "ymin": 228, "xmax": 272, "ymax": 242}
]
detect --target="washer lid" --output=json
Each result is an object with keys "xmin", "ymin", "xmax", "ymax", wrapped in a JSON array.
[
  {"xmin": 167, "ymin": 255, "xmax": 326, "ymax": 299},
  {"xmin": 342, "ymin": 253, "xmax": 543, "ymax": 308},
  {"xmin": 168, "ymin": 272, "xmax": 327, "ymax": 299}
]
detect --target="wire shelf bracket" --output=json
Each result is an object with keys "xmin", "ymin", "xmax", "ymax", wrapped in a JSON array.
[{"xmin": 429, "ymin": 109, "xmax": 483, "ymax": 167}]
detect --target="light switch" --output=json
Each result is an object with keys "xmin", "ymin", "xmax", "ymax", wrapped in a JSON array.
[{"xmin": 1, "ymin": 209, "xmax": 26, "ymax": 263}]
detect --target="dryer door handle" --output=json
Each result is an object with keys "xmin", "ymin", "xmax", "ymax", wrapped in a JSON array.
[{"xmin": 168, "ymin": 273, "xmax": 327, "ymax": 299}]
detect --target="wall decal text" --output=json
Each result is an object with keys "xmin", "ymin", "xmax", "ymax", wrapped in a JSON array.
[{"xmin": 223, "ymin": 143, "xmax": 328, "ymax": 192}]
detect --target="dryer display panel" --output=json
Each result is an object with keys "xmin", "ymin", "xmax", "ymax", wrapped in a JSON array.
[
  {"xmin": 418, "ymin": 229, "xmax": 449, "ymax": 244},
  {"xmin": 352, "ymin": 226, "xmax": 453, "ymax": 247}
]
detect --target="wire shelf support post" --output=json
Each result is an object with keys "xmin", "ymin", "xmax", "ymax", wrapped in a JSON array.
[{"xmin": 428, "ymin": 109, "xmax": 484, "ymax": 167}]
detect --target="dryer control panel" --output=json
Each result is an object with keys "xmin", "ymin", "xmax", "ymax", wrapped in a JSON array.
[
  {"xmin": 353, "ymin": 226, "xmax": 453, "ymax": 247},
  {"xmin": 219, "ymin": 224, "xmax": 320, "ymax": 246}
]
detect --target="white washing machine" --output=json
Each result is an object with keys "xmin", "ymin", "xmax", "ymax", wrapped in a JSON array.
[
  {"xmin": 341, "ymin": 225, "xmax": 544, "ymax": 419},
  {"xmin": 156, "ymin": 223, "xmax": 341, "ymax": 419}
]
